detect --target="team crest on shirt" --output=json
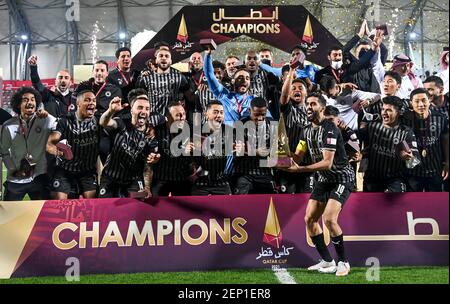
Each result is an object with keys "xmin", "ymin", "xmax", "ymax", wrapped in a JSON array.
[
  {"xmin": 69, "ymin": 104, "xmax": 76, "ymax": 111},
  {"xmin": 35, "ymin": 127, "xmax": 42, "ymax": 134},
  {"xmin": 430, "ymin": 123, "xmax": 437, "ymax": 132},
  {"xmin": 138, "ymin": 141, "xmax": 146, "ymax": 148},
  {"xmin": 91, "ymin": 124, "xmax": 98, "ymax": 131},
  {"xmin": 53, "ymin": 180, "xmax": 60, "ymax": 189},
  {"xmin": 118, "ymin": 78, "xmax": 123, "ymax": 86},
  {"xmin": 105, "ymin": 91, "xmax": 111, "ymax": 97},
  {"xmin": 99, "ymin": 188, "xmax": 106, "ymax": 196},
  {"xmin": 393, "ymin": 137, "xmax": 400, "ymax": 145}
]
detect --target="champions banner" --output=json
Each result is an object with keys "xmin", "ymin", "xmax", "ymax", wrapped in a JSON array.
[
  {"xmin": 133, "ymin": 5, "xmax": 341, "ymax": 70},
  {"xmin": 0, "ymin": 193, "xmax": 448, "ymax": 279}
]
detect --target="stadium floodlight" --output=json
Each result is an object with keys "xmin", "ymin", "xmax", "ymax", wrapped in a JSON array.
[
  {"xmin": 119, "ymin": 32, "xmax": 127, "ymax": 40},
  {"xmin": 409, "ymin": 32, "xmax": 418, "ymax": 40},
  {"xmin": 20, "ymin": 34, "xmax": 29, "ymax": 41}
]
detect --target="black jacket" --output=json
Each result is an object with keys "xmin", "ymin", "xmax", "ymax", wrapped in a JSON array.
[
  {"xmin": 315, "ymin": 35, "xmax": 381, "ymax": 93},
  {"xmin": 0, "ymin": 108, "xmax": 12, "ymax": 125},
  {"xmin": 106, "ymin": 68, "xmax": 140, "ymax": 102},
  {"xmin": 74, "ymin": 78, "xmax": 122, "ymax": 118},
  {"xmin": 342, "ymin": 35, "xmax": 381, "ymax": 93},
  {"xmin": 30, "ymin": 65, "xmax": 75, "ymax": 118}
]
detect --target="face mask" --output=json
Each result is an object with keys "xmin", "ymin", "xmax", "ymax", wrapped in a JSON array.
[
  {"xmin": 359, "ymin": 49, "xmax": 368, "ymax": 60},
  {"xmin": 261, "ymin": 59, "xmax": 272, "ymax": 66},
  {"xmin": 331, "ymin": 60, "xmax": 343, "ymax": 70}
]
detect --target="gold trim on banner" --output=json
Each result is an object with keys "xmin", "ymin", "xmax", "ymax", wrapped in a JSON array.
[{"xmin": 0, "ymin": 201, "xmax": 45, "ymax": 279}]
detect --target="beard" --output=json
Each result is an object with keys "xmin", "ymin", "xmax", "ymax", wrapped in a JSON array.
[
  {"xmin": 158, "ymin": 62, "xmax": 169, "ymax": 71},
  {"xmin": 307, "ymin": 110, "xmax": 320, "ymax": 122},
  {"xmin": 234, "ymin": 78, "xmax": 248, "ymax": 92}
]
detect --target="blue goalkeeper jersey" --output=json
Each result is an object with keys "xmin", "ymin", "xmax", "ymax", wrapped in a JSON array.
[
  {"xmin": 204, "ymin": 54, "xmax": 272, "ymax": 125},
  {"xmin": 259, "ymin": 63, "xmax": 318, "ymax": 82}
]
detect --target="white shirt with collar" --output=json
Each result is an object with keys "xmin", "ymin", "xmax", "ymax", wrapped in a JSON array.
[
  {"xmin": 398, "ymin": 75, "xmax": 423, "ymax": 100},
  {"xmin": 438, "ymin": 68, "xmax": 449, "ymax": 94},
  {"xmin": 323, "ymin": 90, "xmax": 380, "ymax": 131}
]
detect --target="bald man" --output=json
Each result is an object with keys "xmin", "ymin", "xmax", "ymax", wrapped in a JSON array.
[{"xmin": 28, "ymin": 55, "xmax": 75, "ymax": 118}]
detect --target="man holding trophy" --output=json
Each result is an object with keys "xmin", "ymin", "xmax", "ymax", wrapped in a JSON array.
[{"xmin": 281, "ymin": 92, "xmax": 355, "ymax": 276}]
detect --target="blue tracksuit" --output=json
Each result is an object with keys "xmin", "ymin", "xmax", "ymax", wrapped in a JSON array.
[
  {"xmin": 259, "ymin": 63, "xmax": 318, "ymax": 82},
  {"xmin": 204, "ymin": 53, "xmax": 272, "ymax": 125}
]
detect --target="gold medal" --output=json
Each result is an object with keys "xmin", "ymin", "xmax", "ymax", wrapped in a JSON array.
[{"xmin": 422, "ymin": 149, "xmax": 427, "ymax": 158}]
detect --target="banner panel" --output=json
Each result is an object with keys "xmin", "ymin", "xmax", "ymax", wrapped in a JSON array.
[
  {"xmin": 133, "ymin": 5, "xmax": 341, "ymax": 69},
  {"xmin": 0, "ymin": 193, "xmax": 448, "ymax": 279}
]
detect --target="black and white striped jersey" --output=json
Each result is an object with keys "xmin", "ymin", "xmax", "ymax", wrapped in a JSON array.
[
  {"xmin": 359, "ymin": 121, "xmax": 419, "ymax": 179},
  {"xmin": 300, "ymin": 119, "xmax": 355, "ymax": 184},
  {"xmin": 54, "ymin": 112, "xmax": 101, "ymax": 173},
  {"xmin": 138, "ymin": 67, "xmax": 190, "ymax": 115},
  {"xmin": 402, "ymin": 110, "xmax": 449, "ymax": 177},
  {"xmin": 102, "ymin": 118, "xmax": 158, "ymax": 184}
]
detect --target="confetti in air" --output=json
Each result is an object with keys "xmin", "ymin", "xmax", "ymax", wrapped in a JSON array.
[
  {"xmin": 91, "ymin": 21, "xmax": 100, "ymax": 64},
  {"xmin": 387, "ymin": 8, "xmax": 400, "ymax": 61}
]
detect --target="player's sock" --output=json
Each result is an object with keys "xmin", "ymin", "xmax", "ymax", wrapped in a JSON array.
[
  {"xmin": 311, "ymin": 233, "xmax": 333, "ymax": 262},
  {"xmin": 331, "ymin": 234, "xmax": 347, "ymax": 262}
]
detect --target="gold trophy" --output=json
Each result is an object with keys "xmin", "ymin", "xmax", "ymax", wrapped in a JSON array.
[{"xmin": 271, "ymin": 114, "xmax": 294, "ymax": 168}]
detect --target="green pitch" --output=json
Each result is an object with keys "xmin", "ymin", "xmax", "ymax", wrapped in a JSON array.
[{"xmin": 0, "ymin": 267, "xmax": 448, "ymax": 284}]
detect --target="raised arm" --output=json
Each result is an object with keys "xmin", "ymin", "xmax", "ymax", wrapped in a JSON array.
[
  {"xmin": 280, "ymin": 68, "xmax": 296, "ymax": 105},
  {"xmin": 100, "ymin": 97, "xmax": 122, "ymax": 130},
  {"xmin": 343, "ymin": 20, "xmax": 368, "ymax": 54},
  {"xmin": 28, "ymin": 55, "xmax": 51, "ymax": 100},
  {"xmin": 259, "ymin": 63, "xmax": 282, "ymax": 78},
  {"xmin": 204, "ymin": 50, "xmax": 229, "ymax": 98}
]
